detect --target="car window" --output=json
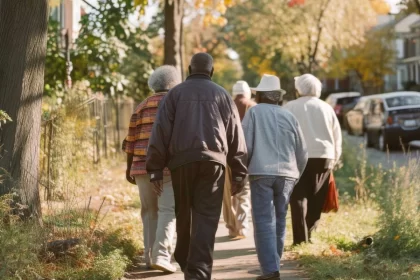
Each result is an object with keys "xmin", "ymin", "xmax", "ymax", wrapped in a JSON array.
[
  {"xmin": 385, "ymin": 96, "xmax": 420, "ymax": 108},
  {"xmin": 337, "ymin": 96, "xmax": 360, "ymax": 106}
]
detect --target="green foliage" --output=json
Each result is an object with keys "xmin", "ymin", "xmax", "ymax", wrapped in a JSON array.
[
  {"xmin": 0, "ymin": 195, "xmax": 45, "ymax": 279},
  {"xmin": 295, "ymin": 137, "xmax": 420, "ymax": 279},
  {"xmin": 300, "ymin": 253, "xmax": 420, "ymax": 280},
  {"xmin": 45, "ymin": 19, "xmax": 66, "ymax": 96},
  {"xmin": 99, "ymin": 228, "xmax": 141, "ymax": 262},
  {"xmin": 51, "ymin": 249, "xmax": 129, "ymax": 280},
  {"xmin": 45, "ymin": 0, "xmax": 155, "ymax": 99},
  {"xmin": 334, "ymin": 139, "xmax": 420, "ymax": 258},
  {"xmin": 74, "ymin": 0, "xmax": 155, "ymax": 96},
  {"xmin": 0, "ymin": 110, "xmax": 12, "ymax": 126},
  {"xmin": 88, "ymin": 250, "xmax": 129, "ymax": 280},
  {"xmin": 374, "ymin": 159, "xmax": 420, "ymax": 258}
]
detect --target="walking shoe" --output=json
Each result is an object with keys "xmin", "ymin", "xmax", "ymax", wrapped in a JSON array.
[
  {"xmin": 230, "ymin": 235, "xmax": 246, "ymax": 241},
  {"xmin": 256, "ymin": 271, "xmax": 280, "ymax": 280},
  {"xmin": 151, "ymin": 260, "xmax": 177, "ymax": 273}
]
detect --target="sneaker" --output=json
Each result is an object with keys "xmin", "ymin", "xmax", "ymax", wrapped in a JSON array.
[
  {"xmin": 151, "ymin": 260, "xmax": 177, "ymax": 273},
  {"xmin": 256, "ymin": 271, "xmax": 280, "ymax": 280}
]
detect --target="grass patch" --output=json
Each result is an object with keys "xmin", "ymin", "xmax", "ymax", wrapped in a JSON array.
[
  {"xmin": 289, "ymin": 139, "xmax": 420, "ymax": 280},
  {"xmin": 292, "ymin": 204, "xmax": 420, "ymax": 280}
]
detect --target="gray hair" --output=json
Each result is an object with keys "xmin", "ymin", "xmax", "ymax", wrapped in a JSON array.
[
  {"xmin": 190, "ymin": 53, "xmax": 213, "ymax": 75},
  {"xmin": 256, "ymin": 90, "xmax": 283, "ymax": 104},
  {"xmin": 148, "ymin": 65, "xmax": 182, "ymax": 92}
]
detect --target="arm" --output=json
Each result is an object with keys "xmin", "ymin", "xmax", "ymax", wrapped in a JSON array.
[
  {"xmin": 294, "ymin": 120, "xmax": 308, "ymax": 177},
  {"xmin": 146, "ymin": 93, "xmax": 176, "ymax": 182},
  {"xmin": 122, "ymin": 111, "xmax": 139, "ymax": 185},
  {"xmin": 332, "ymin": 112, "xmax": 342, "ymax": 164},
  {"xmin": 224, "ymin": 95, "xmax": 248, "ymax": 181},
  {"xmin": 241, "ymin": 109, "xmax": 254, "ymax": 167},
  {"xmin": 125, "ymin": 153, "xmax": 136, "ymax": 184}
]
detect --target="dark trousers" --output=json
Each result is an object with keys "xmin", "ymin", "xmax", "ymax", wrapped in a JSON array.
[
  {"xmin": 171, "ymin": 161, "xmax": 225, "ymax": 280},
  {"xmin": 290, "ymin": 158, "xmax": 331, "ymax": 245}
]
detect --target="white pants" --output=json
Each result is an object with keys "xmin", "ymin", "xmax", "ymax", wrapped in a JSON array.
[
  {"xmin": 135, "ymin": 175, "xmax": 176, "ymax": 265},
  {"xmin": 222, "ymin": 167, "xmax": 251, "ymax": 237}
]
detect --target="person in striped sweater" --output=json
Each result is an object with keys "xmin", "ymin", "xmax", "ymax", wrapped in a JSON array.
[{"xmin": 122, "ymin": 65, "xmax": 181, "ymax": 273}]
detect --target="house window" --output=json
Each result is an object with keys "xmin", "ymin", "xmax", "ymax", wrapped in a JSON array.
[{"xmin": 50, "ymin": 1, "xmax": 65, "ymax": 29}]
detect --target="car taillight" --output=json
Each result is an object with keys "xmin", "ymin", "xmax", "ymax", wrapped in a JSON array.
[
  {"xmin": 387, "ymin": 116, "xmax": 394, "ymax": 125},
  {"xmin": 334, "ymin": 105, "xmax": 343, "ymax": 115}
]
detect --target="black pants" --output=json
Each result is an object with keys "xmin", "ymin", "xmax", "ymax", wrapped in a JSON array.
[
  {"xmin": 290, "ymin": 158, "xmax": 331, "ymax": 245},
  {"xmin": 171, "ymin": 161, "xmax": 225, "ymax": 280}
]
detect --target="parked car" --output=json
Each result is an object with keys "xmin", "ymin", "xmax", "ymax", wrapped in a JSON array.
[
  {"xmin": 344, "ymin": 95, "xmax": 376, "ymax": 136},
  {"xmin": 325, "ymin": 92, "xmax": 361, "ymax": 124},
  {"xmin": 364, "ymin": 92, "xmax": 420, "ymax": 151}
]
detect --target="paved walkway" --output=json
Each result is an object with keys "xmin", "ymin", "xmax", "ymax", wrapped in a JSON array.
[{"xmin": 124, "ymin": 222, "xmax": 307, "ymax": 280}]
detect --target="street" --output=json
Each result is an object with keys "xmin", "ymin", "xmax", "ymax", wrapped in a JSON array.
[{"xmin": 344, "ymin": 133, "xmax": 420, "ymax": 169}]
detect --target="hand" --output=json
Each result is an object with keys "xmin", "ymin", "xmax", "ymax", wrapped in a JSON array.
[
  {"xmin": 126, "ymin": 170, "xmax": 136, "ymax": 185},
  {"xmin": 152, "ymin": 180, "xmax": 164, "ymax": 197},
  {"xmin": 231, "ymin": 181, "xmax": 244, "ymax": 196}
]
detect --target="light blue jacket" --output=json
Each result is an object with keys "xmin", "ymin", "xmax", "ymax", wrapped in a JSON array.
[{"xmin": 242, "ymin": 104, "xmax": 308, "ymax": 179}]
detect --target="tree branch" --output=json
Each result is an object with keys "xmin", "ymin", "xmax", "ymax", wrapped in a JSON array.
[
  {"xmin": 309, "ymin": 0, "xmax": 332, "ymax": 72},
  {"xmin": 82, "ymin": 0, "xmax": 99, "ymax": 11}
]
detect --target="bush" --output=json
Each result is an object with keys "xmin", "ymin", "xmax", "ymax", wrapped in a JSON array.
[
  {"xmin": 0, "ymin": 195, "xmax": 45, "ymax": 280},
  {"xmin": 375, "ymin": 159, "xmax": 420, "ymax": 258},
  {"xmin": 88, "ymin": 250, "xmax": 129, "ymax": 280},
  {"xmin": 52, "ymin": 249, "xmax": 129, "ymax": 280},
  {"xmin": 99, "ymin": 228, "xmax": 141, "ymax": 262}
]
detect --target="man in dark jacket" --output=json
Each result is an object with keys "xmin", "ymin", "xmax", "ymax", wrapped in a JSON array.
[{"xmin": 146, "ymin": 53, "xmax": 248, "ymax": 280}]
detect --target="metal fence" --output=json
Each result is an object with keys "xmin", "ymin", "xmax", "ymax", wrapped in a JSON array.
[{"xmin": 40, "ymin": 94, "xmax": 134, "ymax": 199}]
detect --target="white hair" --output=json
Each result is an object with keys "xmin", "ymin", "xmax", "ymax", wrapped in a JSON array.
[
  {"xmin": 295, "ymin": 74, "xmax": 322, "ymax": 98},
  {"xmin": 148, "ymin": 65, "xmax": 182, "ymax": 92}
]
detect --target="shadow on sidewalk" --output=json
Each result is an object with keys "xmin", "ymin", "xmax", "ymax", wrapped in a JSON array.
[
  {"xmin": 215, "ymin": 235, "xmax": 232, "ymax": 243},
  {"xmin": 213, "ymin": 248, "xmax": 257, "ymax": 260},
  {"xmin": 125, "ymin": 266, "xmax": 174, "ymax": 279}
]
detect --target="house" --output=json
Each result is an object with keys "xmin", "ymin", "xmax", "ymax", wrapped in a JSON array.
[
  {"xmin": 386, "ymin": 13, "xmax": 420, "ymax": 91},
  {"xmin": 399, "ymin": 15, "xmax": 420, "ymax": 90},
  {"xmin": 50, "ymin": 0, "xmax": 82, "ymax": 44}
]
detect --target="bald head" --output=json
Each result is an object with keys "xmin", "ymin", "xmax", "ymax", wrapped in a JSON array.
[{"xmin": 189, "ymin": 53, "xmax": 214, "ymax": 76}]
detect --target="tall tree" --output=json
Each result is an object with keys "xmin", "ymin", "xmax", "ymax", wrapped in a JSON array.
[
  {"xmin": 400, "ymin": 0, "xmax": 420, "ymax": 13},
  {"xmin": 226, "ymin": 0, "xmax": 377, "ymax": 77},
  {"xmin": 327, "ymin": 28, "xmax": 396, "ymax": 94},
  {"xmin": 164, "ymin": 0, "xmax": 185, "ymax": 77},
  {"xmin": 0, "ymin": 0, "xmax": 49, "ymax": 220}
]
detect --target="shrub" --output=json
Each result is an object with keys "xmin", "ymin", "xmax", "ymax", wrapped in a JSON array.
[
  {"xmin": 99, "ymin": 228, "xmax": 141, "ymax": 262},
  {"xmin": 0, "ymin": 195, "xmax": 45, "ymax": 279},
  {"xmin": 88, "ymin": 250, "xmax": 129, "ymax": 280},
  {"xmin": 375, "ymin": 159, "xmax": 420, "ymax": 258}
]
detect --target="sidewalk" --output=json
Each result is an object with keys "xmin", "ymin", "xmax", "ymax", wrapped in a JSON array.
[{"xmin": 124, "ymin": 221, "xmax": 307, "ymax": 280}]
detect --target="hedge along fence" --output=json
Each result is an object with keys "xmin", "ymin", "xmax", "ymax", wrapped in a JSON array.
[{"xmin": 39, "ymin": 93, "xmax": 134, "ymax": 201}]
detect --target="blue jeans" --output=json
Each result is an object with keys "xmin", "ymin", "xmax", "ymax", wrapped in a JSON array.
[{"xmin": 251, "ymin": 176, "xmax": 296, "ymax": 275}]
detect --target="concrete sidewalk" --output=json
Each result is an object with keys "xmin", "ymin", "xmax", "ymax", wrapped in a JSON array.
[{"xmin": 124, "ymin": 222, "xmax": 307, "ymax": 280}]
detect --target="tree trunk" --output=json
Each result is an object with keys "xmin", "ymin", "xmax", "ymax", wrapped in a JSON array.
[
  {"xmin": 164, "ymin": 0, "xmax": 185, "ymax": 78},
  {"xmin": 0, "ymin": 0, "xmax": 49, "ymax": 221},
  {"xmin": 415, "ymin": 0, "xmax": 420, "ymax": 13}
]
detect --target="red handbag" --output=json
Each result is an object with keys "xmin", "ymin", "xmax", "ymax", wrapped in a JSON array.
[{"xmin": 322, "ymin": 173, "xmax": 339, "ymax": 213}]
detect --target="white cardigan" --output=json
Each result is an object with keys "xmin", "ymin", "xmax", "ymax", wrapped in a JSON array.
[{"xmin": 284, "ymin": 96, "xmax": 342, "ymax": 163}]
